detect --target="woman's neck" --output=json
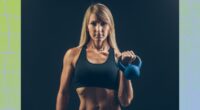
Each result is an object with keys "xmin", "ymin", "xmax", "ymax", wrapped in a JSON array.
[{"xmin": 87, "ymin": 40, "xmax": 110, "ymax": 52}]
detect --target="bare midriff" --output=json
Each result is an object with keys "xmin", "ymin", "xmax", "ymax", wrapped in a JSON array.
[{"xmin": 76, "ymin": 87, "xmax": 121, "ymax": 110}]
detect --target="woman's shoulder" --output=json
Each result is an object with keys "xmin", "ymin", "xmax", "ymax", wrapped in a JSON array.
[
  {"xmin": 64, "ymin": 46, "xmax": 82, "ymax": 58},
  {"xmin": 63, "ymin": 46, "xmax": 83, "ymax": 67},
  {"xmin": 113, "ymin": 48, "xmax": 121, "ymax": 59}
]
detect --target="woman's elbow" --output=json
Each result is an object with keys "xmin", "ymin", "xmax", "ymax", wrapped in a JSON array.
[
  {"xmin": 118, "ymin": 95, "xmax": 134, "ymax": 107},
  {"xmin": 57, "ymin": 90, "xmax": 69, "ymax": 98},
  {"xmin": 56, "ymin": 89, "xmax": 70, "ymax": 101}
]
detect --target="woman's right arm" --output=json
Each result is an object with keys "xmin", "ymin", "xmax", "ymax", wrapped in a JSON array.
[{"xmin": 56, "ymin": 49, "xmax": 75, "ymax": 110}]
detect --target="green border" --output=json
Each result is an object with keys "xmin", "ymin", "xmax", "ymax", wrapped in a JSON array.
[
  {"xmin": 0, "ymin": 0, "xmax": 20, "ymax": 110},
  {"xmin": 180, "ymin": 0, "xmax": 200, "ymax": 110}
]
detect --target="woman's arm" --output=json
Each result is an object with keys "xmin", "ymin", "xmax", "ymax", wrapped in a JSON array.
[
  {"xmin": 118, "ymin": 71, "xmax": 134, "ymax": 107},
  {"xmin": 115, "ymin": 50, "xmax": 135, "ymax": 107},
  {"xmin": 56, "ymin": 49, "xmax": 75, "ymax": 110}
]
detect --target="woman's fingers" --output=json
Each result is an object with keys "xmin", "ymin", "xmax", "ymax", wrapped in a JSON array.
[{"xmin": 121, "ymin": 50, "xmax": 137, "ymax": 63}]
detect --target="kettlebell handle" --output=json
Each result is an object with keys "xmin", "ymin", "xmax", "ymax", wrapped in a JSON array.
[
  {"xmin": 136, "ymin": 56, "xmax": 142, "ymax": 68},
  {"xmin": 118, "ymin": 55, "xmax": 142, "ymax": 70}
]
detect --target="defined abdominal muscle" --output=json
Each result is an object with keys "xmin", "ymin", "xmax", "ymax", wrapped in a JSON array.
[{"xmin": 76, "ymin": 87, "xmax": 120, "ymax": 110}]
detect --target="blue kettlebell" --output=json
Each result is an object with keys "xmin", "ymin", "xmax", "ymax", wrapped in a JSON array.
[{"xmin": 118, "ymin": 56, "xmax": 142, "ymax": 80}]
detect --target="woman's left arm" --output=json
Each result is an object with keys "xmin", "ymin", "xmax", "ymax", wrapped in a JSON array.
[
  {"xmin": 115, "ymin": 50, "xmax": 136, "ymax": 107},
  {"xmin": 118, "ymin": 71, "xmax": 134, "ymax": 107}
]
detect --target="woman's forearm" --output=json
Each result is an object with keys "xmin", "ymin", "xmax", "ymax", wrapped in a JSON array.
[
  {"xmin": 56, "ymin": 92, "xmax": 70, "ymax": 110},
  {"xmin": 118, "ymin": 72, "xmax": 134, "ymax": 107}
]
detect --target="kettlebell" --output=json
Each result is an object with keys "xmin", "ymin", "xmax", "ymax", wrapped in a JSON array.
[{"xmin": 118, "ymin": 56, "xmax": 142, "ymax": 80}]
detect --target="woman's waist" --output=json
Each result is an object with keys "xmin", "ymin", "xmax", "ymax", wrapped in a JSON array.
[{"xmin": 77, "ymin": 87, "xmax": 120, "ymax": 110}]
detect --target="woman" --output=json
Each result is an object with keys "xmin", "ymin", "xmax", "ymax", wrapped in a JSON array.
[{"xmin": 56, "ymin": 3, "xmax": 136, "ymax": 110}]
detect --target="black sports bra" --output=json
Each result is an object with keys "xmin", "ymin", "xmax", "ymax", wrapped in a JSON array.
[{"xmin": 73, "ymin": 45, "xmax": 119, "ymax": 91}]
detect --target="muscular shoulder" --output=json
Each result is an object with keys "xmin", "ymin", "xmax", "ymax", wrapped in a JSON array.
[
  {"xmin": 113, "ymin": 48, "xmax": 121, "ymax": 59},
  {"xmin": 63, "ymin": 47, "xmax": 82, "ymax": 68},
  {"xmin": 65, "ymin": 47, "xmax": 81, "ymax": 57},
  {"xmin": 113, "ymin": 48, "xmax": 122, "ymax": 62}
]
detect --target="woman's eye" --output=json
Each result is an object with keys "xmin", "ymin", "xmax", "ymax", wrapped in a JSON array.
[
  {"xmin": 101, "ymin": 22, "xmax": 106, "ymax": 26},
  {"xmin": 91, "ymin": 22, "xmax": 96, "ymax": 26}
]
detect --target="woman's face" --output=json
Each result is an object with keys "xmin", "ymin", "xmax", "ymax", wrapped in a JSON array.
[{"xmin": 87, "ymin": 14, "xmax": 110, "ymax": 42}]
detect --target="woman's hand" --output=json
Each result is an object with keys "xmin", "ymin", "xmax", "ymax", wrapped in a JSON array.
[{"xmin": 120, "ymin": 50, "xmax": 137, "ymax": 65}]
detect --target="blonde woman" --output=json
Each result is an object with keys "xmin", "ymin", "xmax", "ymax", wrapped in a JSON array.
[{"xmin": 56, "ymin": 3, "xmax": 136, "ymax": 110}]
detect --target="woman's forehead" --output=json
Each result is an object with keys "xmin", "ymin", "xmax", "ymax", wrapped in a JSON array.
[
  {"xmin": 89, "ymin": 13, "xmax": 109, "ymax": 23},
  {"xmin": 89, "ymin": 14, "xmax": 97, "ymax": 21}
]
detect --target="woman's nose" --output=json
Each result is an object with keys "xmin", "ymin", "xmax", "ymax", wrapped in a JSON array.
[{"xmin": 95, "ymin": 24, "xmax": 103, "ymax": 32}]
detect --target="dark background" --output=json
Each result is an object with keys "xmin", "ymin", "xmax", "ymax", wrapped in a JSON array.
[{"xmin": 22, "ymin": 0, "xmax": 179, "ymax": 110}]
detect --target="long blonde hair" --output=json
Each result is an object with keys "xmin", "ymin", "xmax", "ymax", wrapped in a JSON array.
[{"xmin": 78, "ymin": 3, "xmax": 120, "ymax": 52}]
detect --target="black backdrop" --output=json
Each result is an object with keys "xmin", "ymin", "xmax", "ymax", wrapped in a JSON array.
[{"xmin": 22, "ymin": 0, "xmax": 179, "ymax": 110}]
